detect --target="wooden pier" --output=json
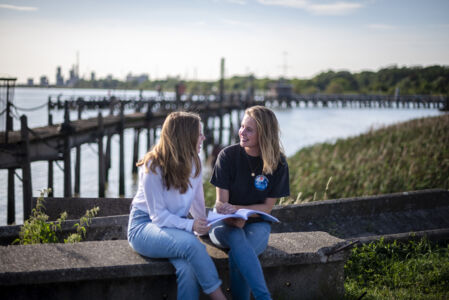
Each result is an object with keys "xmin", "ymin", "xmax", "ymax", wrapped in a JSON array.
[
  {"xmin": 1, "ymin": 92, "xmax": 447, "ymax": 224},
  {"xmin": 0, "ymin": 97, "xmax": 249, "ymax": 224}
]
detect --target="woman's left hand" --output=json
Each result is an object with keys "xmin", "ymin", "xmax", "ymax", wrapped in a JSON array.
[{"xmin": 193, "ymin": 218, "xmax": 210, "ymax": 235}]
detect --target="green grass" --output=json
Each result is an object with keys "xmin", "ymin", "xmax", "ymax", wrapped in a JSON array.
[
  {"xmin": 344, "ymin": 237, "xmax": 449, "ymax": 299},
  {"xmin": 285, "ymin": 114, "xmax": 449, "ymax": 204}
]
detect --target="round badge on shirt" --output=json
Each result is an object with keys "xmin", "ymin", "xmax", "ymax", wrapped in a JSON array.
[{"xmin": 254, "ymin": 175, "xmax": 269, "ymax": 191}]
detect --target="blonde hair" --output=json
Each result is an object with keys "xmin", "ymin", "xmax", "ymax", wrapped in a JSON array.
[
  {"xmin": 136, "ymin": 111, "xmax": 201, "ymax": 193},
  {"xmin": 245, "ymin": 105, "xmax": 284, "ymax": 174}
]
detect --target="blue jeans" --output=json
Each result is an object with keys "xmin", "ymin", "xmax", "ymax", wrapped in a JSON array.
[
  {"xmin": 127, "ymin": 206, "xmax": 222, "ymax": 299},
  {"xmin": 209, "ymin": 220, "xmax": 272, "ymax": 300}
]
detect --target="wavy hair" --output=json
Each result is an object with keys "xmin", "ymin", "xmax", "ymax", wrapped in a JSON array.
[
  {"xmin": 245, "ymin": 105, "xmax": 284, "ymax": 174},
  {"xmin": 136, "ymin": 111, "xmax": 201, "ymax": 193}
]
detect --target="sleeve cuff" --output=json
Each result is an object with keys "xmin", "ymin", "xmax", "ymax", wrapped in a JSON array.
[{"xmin": 186, "ymin": 219, "xmax": 194, "ymax": 233}]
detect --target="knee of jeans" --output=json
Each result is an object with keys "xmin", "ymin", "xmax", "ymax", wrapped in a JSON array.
[
  {"xmin": 211, "ymin": 225, "xmax": 245, "ymax": 248},
  {"xmin": 181, "ymin": 235, "xmax": 207, "ymax": 255}
]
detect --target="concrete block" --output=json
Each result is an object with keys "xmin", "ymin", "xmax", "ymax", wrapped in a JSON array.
[{"xmin": 0, "ymin": 232, "xmax": 350, "ymax": 300}]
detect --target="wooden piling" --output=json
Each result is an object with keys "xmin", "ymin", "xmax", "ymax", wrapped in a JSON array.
[
  {"xmin": 6, "ymin": 90, "xmax": 15, "ymax": 224},
  {"xmin": 74, "ymin": 105, "xmax": 82, "ymax": 196},
  {"xmin": 119, "ymin": 103, "xmax": 125, "ymax": 197},
  {"xmin": 20, "ymin": 115, "xmax": 32, "ymax": 220},
  {"xmin": 146, "ymin": 127, "xmax": 151, "ymax": 152},
  {"xmin": 146, "ymin": 102, "xmax": 153, "ymax": 152},
  {"xmin": 132, "ymin": 128, "xmax": 140, "ymax": 174},
  {"xmin": 47, "ymin": 114, "xmax": 54, "ymax": 197},
  {"xmin": 63, "ymin": 101, "xmax": 72, "ymax": 197},
  {"xmin": 98, "ymin": 113, "xmax": 105, "ymax": 198},
  {"xmin": 153, "ymin": 127, "xmax": 157, "ymax": 147},
  {"xmin": 105, "ymin": 106, "xmax": 114, "ymax": 182},
  {"xmin": 7, "ymin": 169, "xmax": 15, "ymax": 224}
]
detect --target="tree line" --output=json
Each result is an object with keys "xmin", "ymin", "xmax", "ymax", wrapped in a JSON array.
[{"xmin": 72, "ymin": 65, "xmax": 448, "ymax": 96}]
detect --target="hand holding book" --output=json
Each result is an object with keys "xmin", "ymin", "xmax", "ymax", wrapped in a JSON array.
[{"xmin": 207, "ymin": 209, "xmax": 280, "ymax": 226}]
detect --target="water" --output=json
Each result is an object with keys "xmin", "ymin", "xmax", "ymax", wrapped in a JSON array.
[{"xmin": 0, "ymin": 87, "xmax": 444, "ymax": 225}]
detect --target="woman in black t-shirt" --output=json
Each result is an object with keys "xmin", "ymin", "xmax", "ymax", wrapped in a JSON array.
[{"xmin": 209, "ymin": 106, "xmax": 290, "ymax": 300}]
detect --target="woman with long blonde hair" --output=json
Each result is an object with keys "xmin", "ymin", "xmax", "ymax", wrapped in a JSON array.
[
  {"xmin": 128, "ymin": 111, "xmax": 226, "ymax": 300},
  {"xmin": 209, "ymin": 106, "xmax": 290, "ymax": 300}
]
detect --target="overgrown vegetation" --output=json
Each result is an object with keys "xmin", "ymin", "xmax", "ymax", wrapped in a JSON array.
[
  {"xmin": 344, "ymin": 237, "xmax": 449, "ymax": 299},
  {"xmin": 284, "ymin": 114, "xmax": 449, "ymax": 204},
  {"xmin": 13, "ymin": 189, "xmax": 100, "ymax": 245}
]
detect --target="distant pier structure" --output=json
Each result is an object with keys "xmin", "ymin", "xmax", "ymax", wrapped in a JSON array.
[
  {"xmin": 0, "ymin": 87, "xmax": 251, "ymax": 224},
  {"xmin": 0, "ymin": 78, "xmax": 447, "ymax": 224}
]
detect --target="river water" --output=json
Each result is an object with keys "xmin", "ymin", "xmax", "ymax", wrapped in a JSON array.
[{"xmin": 0, "ymin": 87, "xmax": 444, "ymax": 224}]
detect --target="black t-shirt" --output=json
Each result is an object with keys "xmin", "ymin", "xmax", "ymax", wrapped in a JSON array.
[{"xmin": 210, "ymin": 144, "xmax": 290, "ymax": 206}]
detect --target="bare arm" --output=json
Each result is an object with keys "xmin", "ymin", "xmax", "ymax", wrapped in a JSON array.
[{"xmin": 233, "ymin": 197, "xmax": 277, "ymax": 214}]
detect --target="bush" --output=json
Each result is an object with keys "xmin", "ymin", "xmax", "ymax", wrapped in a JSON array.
[{"xmin": 13, "ymin": 189, "xmax": 100, "ymax": 245}]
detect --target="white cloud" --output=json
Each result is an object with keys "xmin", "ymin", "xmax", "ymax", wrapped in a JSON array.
[
  {"xmin": 0, "ymin": 4, "xmax": 38, "ymax": 11},
  {"xmin": 257, "ymin": 0, "xmax": 363, "ymax": 15},
  {"xmin": 226, "ymin": 0, "xmax": 247, "ymax": 4},
  {"xmin": 368, "ymin": 23, "xmax": 395, "ymax": 30},
  {"xmin": 191, "ymin": 20, "xmax": 207, "ymax": 26},
  {"xmin": 221, "ymin": 18, "xmax": 248, "ymax": 26},
  {"xmin": 306, "ymin": 2, "xmax": 362, "ymax": 15},
  {"xmin": 258, "ymin": 0, "xmax": 308, "ymax": 9}
]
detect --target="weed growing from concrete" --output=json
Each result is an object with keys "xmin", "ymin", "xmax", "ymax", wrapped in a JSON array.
[{"xmin": 13, "ymin": 189, "xmax": 100, "ymax": 245}]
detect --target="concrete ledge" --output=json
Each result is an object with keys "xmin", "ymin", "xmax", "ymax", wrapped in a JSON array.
[
  {"xmin": 0, "ymin": 232, "xmax": 350, "ymax": 300},
  {"xmin": 31, "ymin": 197, "xmax": 132, "ymax": 221},
  {"xmin": 272, "ymin": 189, "xmax": 449, "ymax": 239}
]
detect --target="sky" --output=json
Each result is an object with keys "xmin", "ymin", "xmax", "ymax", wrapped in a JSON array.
[{"xmin": 1, "ymin": 0, "xmax": 449, "ymax": 84}]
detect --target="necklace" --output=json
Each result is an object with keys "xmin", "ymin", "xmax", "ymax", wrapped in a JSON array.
[{"xmin": 245, "ymin": 152, "xmax": 260, "ymax": 177}]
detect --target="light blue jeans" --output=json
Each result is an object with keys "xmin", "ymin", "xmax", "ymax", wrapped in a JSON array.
[
  {"xmin": 127, "ymin": 206, "xmax": 222, "ymax": 299},
  {"xmin": 209, "ymin": 220, "xmax": 272, "ymax": 300}
]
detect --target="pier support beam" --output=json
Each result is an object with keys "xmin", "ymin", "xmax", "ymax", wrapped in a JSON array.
[
  {"xmin": 20, "ymin": 115, "xmax": 32, "ymax": 221},
  {"xmin": 105, "ymin": 134, "xmax": 112, "ymax": 183},
  {"xmin": 98, "ymin": 113, "xmax": 105, "ymax": 198},
  {"xmin": 119, "ymin": 103, "xmax": 125, "ymax": 197},
  {"xmin": 62, "ymin": 102, "xmax": 72, "ymax": 197},
  {"xmin": 7, "ymin": 169, "xmax": 15, "ymax": 224},
  {"xmin": 132, "ymin": 129, "xmax": 140, "ymax": 175},
  {"xmin": 47, "ymin": 114, "xmax": 54, "ymax": 197},
  {"xmin": 74, "ymin": 106, "xmax": 82, "ymax": 196}
]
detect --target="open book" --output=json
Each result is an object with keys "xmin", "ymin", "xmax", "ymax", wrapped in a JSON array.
[{"xmin": 207, "ymin": 209, "xmax": 280, "ymax": 226}]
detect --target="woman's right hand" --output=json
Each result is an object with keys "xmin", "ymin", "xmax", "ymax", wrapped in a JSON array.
[
  {"xmin": 215, "ymin": 201, "xmax": 237, "ymax": 214},
  {"xmin": 193, "ymin": 218, "xmax": 210, "ymax": 235}
]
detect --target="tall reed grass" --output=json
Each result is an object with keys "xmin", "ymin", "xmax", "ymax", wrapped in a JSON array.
[{"xmin": 286, "ymin": 114, "xmax": 449, "ymax": 204}]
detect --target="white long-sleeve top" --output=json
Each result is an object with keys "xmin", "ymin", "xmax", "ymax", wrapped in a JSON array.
[{"xmin": 131, "ymin": 161, "xmax": 206, "ymax": 233}]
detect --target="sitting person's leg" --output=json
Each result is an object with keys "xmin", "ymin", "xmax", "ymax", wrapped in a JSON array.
[
  {"xmin": 243, "ymin": 221, "xmax": 271, "ymax": 255},
  {"xmin": 209, "ymin": 221, "xmax": 271, "ymax": 300},
  {"xmin": 170, "ymin": 258, "xmax": 200, "ymax": 300},
  {"xmin": 129, "ymin": 211, "xmax": 222, "ymax": 295}
]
